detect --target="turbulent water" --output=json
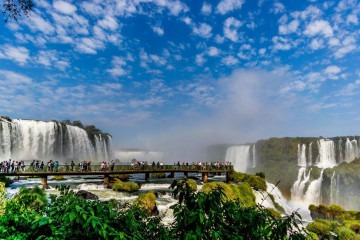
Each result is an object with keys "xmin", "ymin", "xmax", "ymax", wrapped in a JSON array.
[{"xmin": 0, "ymin": 119, "xmax": 112, "ymax": 162}]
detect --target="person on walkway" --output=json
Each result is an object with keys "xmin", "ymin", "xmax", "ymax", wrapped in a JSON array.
[
  {"xmin": 111, "ymin": 160, "xmax": 115, "ymax": 171},
  {"xmin": 70, "ymin": 160, "xmax": 75, "ymax": 171}
]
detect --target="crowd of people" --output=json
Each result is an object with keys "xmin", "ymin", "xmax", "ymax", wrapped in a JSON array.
[{"xmin": 130, "ymin": 160, "xmax": 232, "ymax": 170}]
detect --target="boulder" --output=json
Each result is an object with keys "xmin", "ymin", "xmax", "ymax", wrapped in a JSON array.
[{"xmin": 75, "ymin": 190, "xmax": 99, "ymax": 200}]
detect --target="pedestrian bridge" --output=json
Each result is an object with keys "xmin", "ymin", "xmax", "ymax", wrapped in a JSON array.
[{"xmin": 0, "ymin": 164, "xmax": 234, "ymax": 188}]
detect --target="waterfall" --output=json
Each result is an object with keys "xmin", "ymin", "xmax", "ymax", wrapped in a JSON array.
[
  {"xmin": 225, "ymin": 145, "xmax": 250, "ymax": 172},
  {"xmin": 308, "ymin": 142, "xmax": 313, "ymax": 166},
  {"xmin": 0, "ymin": 119, "xmax": 113, "ymax": 162},
  {"xmin": 345, "ymin": 138, "xmax": 359, "ymax": 163},
  {"xmin": 297, "ymin": 144, "xmax": 307, "ymax": 167},
  {"xmin": 338, "ymin": 139, "xmax": 344, "ymax": 164},
  {"xmin": 316, "ymin": 139, "xmax": 336, "ymax": 168},
  {"xmin": 252, "ymin": 144, "xmax": 256, "ymax": 168},
  {"xmin": 291, "ymin": 167, "xmax": 312, "ymax": 201},
  {"xmin": 330, "ymin": 171, "xmax": 337, "ymax": 204},
  {"xmin": 304, "ymin": 170, "xmax": 324, "ymax": 205}
]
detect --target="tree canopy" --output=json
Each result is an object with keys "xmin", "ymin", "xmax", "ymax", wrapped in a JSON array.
[{"xmin": 2, "ymin": 0, "xmax": 33, "ymax": 22}]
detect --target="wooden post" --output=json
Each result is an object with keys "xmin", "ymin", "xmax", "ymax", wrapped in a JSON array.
[
  {"xmin": 202, "ymin": 172, "xmax": 208, "ymax": 183},
  {"xmin": 184, "ymin": 171, "xmax": 188, "ymax": 178},
  {"xmin": 169, "ymin": 171, "xmax": 175, "ymax": 178},
  {"xmin": 104, "ymin": 174, "xmax": 110, "ymax": 186},
  {"xmin": 145, "ymin": 172, "xmax": 150, "ymax": 182},
  {"xmin": 41, "ymin": 175, "xmax": 49, "ymax": 189}
]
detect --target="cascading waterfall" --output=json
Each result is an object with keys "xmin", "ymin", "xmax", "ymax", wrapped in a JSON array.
[
  {"xmin": 338, "ymin": 139, "xmax": 344, "ymax": 164},
  {"xmin": 330, "ymin": 171, "xmax": 337, "ymax": 204},
  {"xmin": 308, "ymin": 142, "xmax": 313, "ymax": 166},
  {"xmin": 297, "ymin": 144, "xmax": 307, "ymax": 167},
  {"xmin": 252, "ymin": 144, "xmax": 256, "ymax": 168},
  {"xmin": 291, "ymin": 168, "xmax": 312, "ymax": 201},
  {"xmin": 304, "ymin": 170, "xmax": 324, "ymax": 205},
  {"xmin": 225, "ymin": 145, "xmax": 250, "ymax": 172},
  {"xmin": 0, "ymin": 119, "xmax": 113, "ymax": 162},
  {"xmin": 316, "ymin": 139, "xmax": 337, "ymax": 168},
  {"xmin": 345, "ymin": 138, "xmax": 359, "ymax": 163}
]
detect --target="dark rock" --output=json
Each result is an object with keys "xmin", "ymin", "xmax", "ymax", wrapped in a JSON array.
[{"xmin": 75, "ymin": 190, "xmax": 99, "ymax": 200}]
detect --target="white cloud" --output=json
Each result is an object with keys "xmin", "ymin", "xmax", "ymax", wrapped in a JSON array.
[
  {"xmin": 25, "ymin": 12, "xmax": 55, "ymax": 35},
  {"xmin": 0, "ymin": 45, "xmax": 30, "ymax": 65},
  {"xmin": 328, "ymin": 38, "xmax": 341, "ymax": 47},
  {"xmin": 258, "ymin": 48, "xmax": 266, "ymax": 55},
  {"xmin": 279, "ymin": 19, "xmax": 299, "ymax": 34},
  {"xmin": 107, "ymin": 56, "xmax": 127, "ymax": 77},
  {"xmin": 324, "ymin": 65, "xmax": 341, "ymax": 75},
  {"xmin": 0, "ymin": 70, "xmax": 32, "ymax": 85},
  {"xmin": 76, "ymin": 37, "xmax": 104, "ymax": 54},
  {"xmin": 208, "ymin": 46, "xmax": 220, "ymax": 56},
  {"xmin": 334, "ymin": 44, "xmax": 356, "ymax": 58},
  {"xmin": 201, "ymin": 2, "xmax": 212, "ymax": 15},
  {"xmin": 153, "ymin": 0, "xmax": 189, "ymax": 16},
  {"xmin": 304, "ymin": 20, "xmax": 333, "ymax": 37},
  {"xmin": 98, "ymin": 16, "xmax": 119, "ymax": 31},
  {"xmin": 223, "ymin": 17, "xmax": 242, "ymax": 42},
  {"xmin": 53, "ymin": 1, "xmax": 77, "ymax": 15},
  {"xmin": 221, "ymin": 56, "xmax": 238, "ymax": 65},
  {"xmin": 272, "ymin": 36, "xmax": 292, "ymax": 51},
  {"xmin": 272, "ymin": 2, "xmax": 285, "ymax": 14},
  {"xmin": 193, "ymin": 23, "xmax": 212, "ymax": 38},
  {"xmin": 310, "ymin": 38, "xmax": 324, "ymax": 50},
  {"xmin": 346, "ymin": 14, "xmax": 358, "ymax": 25},
  {"xmin": 195, "ymin": 54, "xmax": 206, "ymax": 65},
  {"xmin": 35, "ymin": 50, "xmax": 69, "ymax": 70},
  {"xmin": 217, "ymin": 0, "xmax": 244, "ymax": 15},
  {"xmin": 152, "ymin": 26, "xmax": 164, "ymax": 36},
  {"xmin": 336, "ymin": 80, "xmax": 360, "ymax": 96}
]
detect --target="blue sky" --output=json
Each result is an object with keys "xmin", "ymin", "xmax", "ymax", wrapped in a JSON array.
[{"xmin": 0, "ymin": 0, "xmax": 359, "ymax": 153}]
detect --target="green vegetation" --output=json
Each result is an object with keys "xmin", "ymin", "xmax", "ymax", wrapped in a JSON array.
[
  {"xmin": 111, "ymin": 174, "xmax": 130, "ymax": 181},
  {"xmin": 307, "ymin": 204, "xmax": 360, "ymax": 239},
  {"xmin": 133, "ymin": 191, "xmax": 157, "ymax": 215},
  {"xmin": 0, "ymin": 183, "xmax": 308, "ymax": 239},
  {"xmin": 230, "ymin": 171, "xmax": 267, "ymax": 191},
  {"xmin": 0, "ymin": 175, "xmax": 11, "ymax": 187},
  {"xmin": 52, "ymin": 175, "xmax": 65, "ymax": 181},
  {"xmin": 112, "ymin": 180, "xmax": 140, "ymax": 192},
  {"xmin": 202, "ymin": 182, "xmax": 256, "ymax": 207},
  {"xmin": 151, "ymin": 173, "xmax": 166, "ymax": 179},
  {"xmin": 0, "ymin": 116, "xmax": 12, "ymax": 122}
]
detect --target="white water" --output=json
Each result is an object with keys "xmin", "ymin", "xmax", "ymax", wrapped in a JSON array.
[
  {"xmin": 345, "ymin": 138, "xmax": 359, "ymax": 163},
  {"xmin": 308, "ymin": 142, "xmax": 313, "ymax": 166},
  {"xmin": 0, "ymin": 119, "xmax": 112, "ymax": 162},
  {"xmin": 225, "ymin": 145, "xmax": 250, "ymax": 172},
  {"xmin": 252, "ymin": 144, "xmax": 257, "ymax": 168},
  {"xmin": 304, "ymin": 170, "xmax": 324, "ymax": 205},
  {"xmin": 291, "ymin": 168, "xmax": 312, "ymax": 201},
  {"xmin": 316, "ymin": 139, "xmax": 337, "ymax": 169},
  {"xmin": 297, "ymin": 144, "xmax": 307, "ymax": 167},
  {"xmin": 330, "ymin": 171, "xmax": 336, "ymax": 204}
]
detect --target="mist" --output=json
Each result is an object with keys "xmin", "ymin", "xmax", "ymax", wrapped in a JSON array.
[{"xmin": 110, "ymin": 68, "xmax": 291, "ymax": 163}]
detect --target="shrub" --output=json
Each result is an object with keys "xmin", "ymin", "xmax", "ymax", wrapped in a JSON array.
[
  {"xmin": 230, "ymin": 172, "xmax": 267, "ymax": 191},
  {"xmin": 335, "ymin": 226, "xmax": 356, "ymax": 240},
  {"xmin": 151, "ymin": 173, "xmax": 166, "ymax": 179},
  {"xmin": 134, "ymin": 191, "xmax": 157, "ymax": 215},
  {"xmin": 267, "ymin": 208, "xmax": 281, "ymax": 219},
  {"xmin": 111, "ymin": 174, "xmax": 130, "ymax": 181},
  {"xmin": 52, "ymin": 175, "xmax": 65, "ymax": 181},
  {"xmin": 0, "ymin": 176, "xmax": 11, "ymax": 187},
  {"xmin": 112, "ymin": 180, "xmax": 140, "ymax": 192},
  {"xmin": 231, "ymin": 172, "xmax": 248, "ymax": 183},
  {"xmin": 306, "ymin": 220, "xmax": 332, "ymax": 237},
  {"xmin": 306, "ymin": 232, "xmax": 319, "ymax": 240}
]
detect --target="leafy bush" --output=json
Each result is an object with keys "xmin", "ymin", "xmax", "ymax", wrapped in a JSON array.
[
  {"xmin": 133, "ymin": 191, "xmax": 157, "ymax": 215},
  {"xmin": 0, "ymin": 175, "xmax": 11, "ymax": 187},
  {"xmin": 230, "ymin": 172, "xmax": 267, "ymax": 191},
  {"xmin": 151, "ymin": 173, "xmax": 166, "ymax": 179},
  {"xmin": 306, "ymin": 232, "xmax": 319, "ymax": 240},
  {"xmin": 112, "ymin": 180, "xmax": 140, "ymax": 192},
  {"xmin": 111, "ymin": 174, "xmax": 130, "ymax": 181},
  {"xmin": 306, "ymin": 220, "xmax": 332, "ymax": 237},
  {"xmin": 336, "ymin": 226, "xmax": 356, "ymax": 240},
  {"xmin": 52, "ymin": 175, "xmax": 65, "ymax": 181}
]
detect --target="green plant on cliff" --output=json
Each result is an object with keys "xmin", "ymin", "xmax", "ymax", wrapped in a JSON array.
[
  {"xmin": 112, "ymin": 179, "xmax": 140, "ymax": 192},
  {"xmin": 133, "ymin": 191, "xmax": 157, "ymax": 215},
  {"xmin": 231, "ymin": 172, "xmax": 267, "ymax": 191},
  {"xmin": 171, "ymin": 182, "xmax": 306, "ymax": 239}
]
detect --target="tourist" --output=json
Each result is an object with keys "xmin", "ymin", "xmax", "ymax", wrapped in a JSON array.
[
  {"xmin": 111, "ymin": 159, "xmax": 115, "ymax": 171},
  {"xmin": 40, "ymin": 161, "xmax": 44, "ymax": 171},
  {"xmin": 70, "ymin": 160, "xmax": 75, "ymax": 171}
]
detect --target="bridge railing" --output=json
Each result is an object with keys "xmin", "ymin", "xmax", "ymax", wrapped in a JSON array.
[{"xmin": 2, "ymin": 164, "xmax": 233, "ymax": 173}]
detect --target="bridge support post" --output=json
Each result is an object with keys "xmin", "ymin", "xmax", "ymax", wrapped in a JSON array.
[
  {"xmin": 104, "ymin": 174, "xmax": 110, "ymax": 186},
  {"xmin": 145, "ymin": 172, "xmax": 150, "ymax": 182},
  {"xmin": 41, "ymin": 175, "xmax": 49, "ymax": 189},
  {"xmin": 202, "ymin": 173, "xmax": 208, "ymax": 183},
  {"xmin": 226, "ymin": 172, "xmax": 231, "ymax": 183},
  {"xmin": 169, "ymin": 172, "xmax": 175, "ymax": 178},
  {"xmin": 184, "ymin": 172, "xmax": 188, "ymax": 178}
]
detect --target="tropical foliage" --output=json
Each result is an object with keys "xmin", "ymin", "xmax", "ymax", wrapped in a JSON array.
[{"xmin": 0, "ymin": 182, "xmax": 308, "ymax": 239}]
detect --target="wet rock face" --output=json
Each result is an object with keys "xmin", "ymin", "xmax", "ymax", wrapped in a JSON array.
[{"xmin": 75, "ymin": 190, "xmax": 99, "ymax": 200}]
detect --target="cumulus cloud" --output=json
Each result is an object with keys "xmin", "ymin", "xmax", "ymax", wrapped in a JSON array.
[
  {"xmin": 208, "ymin": 46, "xmax": 220, "ymax": 56},
  {"xmin": 0, "ymin": 45, "xmax": 30, "ymax": 65},
  {"xmin": 53, "ymin": 1, "xmax": 77, "ymax": 15},
  {"xmin": 217, "ymin": 0, "xmax": 244, "ymax": 15},
  {"xmin": 107, "ymin": 56, "xmax": 127, "ymax": 77},
  {"xmin": 304, "ymin": 20, "xmax": 333, "ymax": 37},
  {"xmin": 201, "ymin": 2, "xmax": 212, "ymax": 15},
  {"xmin": 192, "ymin": 23, "xmax": 212, "ymax": 38},
  {"xmin": 152, "ymin": 26, "xmax": 164, "ymax": 36},
  {"xmin": 221, "ymin": 55, "xmax": 238, "ymax": 65},
  {"xmin": 223, "ymin": 17, "xmax": 242, "ymax": 42}
]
